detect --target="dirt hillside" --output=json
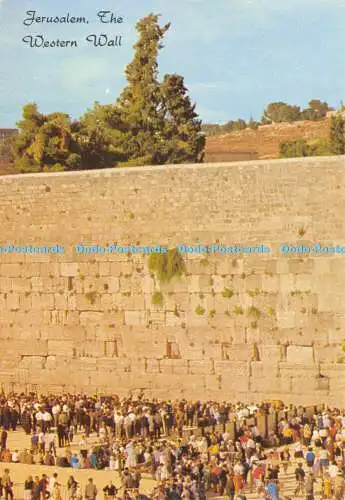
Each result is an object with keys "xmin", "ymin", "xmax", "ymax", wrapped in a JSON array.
[{"xmin": 205, "ymin": 118, "xmax": 331, "ymax": 161}]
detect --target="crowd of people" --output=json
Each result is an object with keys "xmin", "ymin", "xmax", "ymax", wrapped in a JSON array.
[{"xmin": 0, "ymin": 392, "xmax": 345, "ymax": 498}]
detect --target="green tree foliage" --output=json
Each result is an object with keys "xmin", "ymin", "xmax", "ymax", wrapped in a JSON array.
[
  {"xmin": 262, "ymin": 102, "xmax": 301, "ymax": 123},
  {"xmin": 159, "ymin": 73, "xmax": 205, "ymax": 163},
  {"xmin": 200, "ymin": 100, "xmax": 334, "ymax": 138},
  {"xmin": 300, "ymin": 99, "xmax": 332, "ymax": 120},
  {"xmin": 7, "ymin": 103, "xmax": 82, "ymax": 173},
  {"xmin": 329, "ymin": 114, "xmax": 345, "ymax": 155},
  {"xmin": 115, "ymin": 14, "xmax": 171, "ymax": 166},
  {"xmin": 248, "ymin": 116, "xmax": 260, "ymax": 130},
  {"xmin": 279, "ymin": 138, "xmax": 332, "ymax": 158},
  {"xmin": 201, "ymin": 119, "xmax": 249, "ymax": 136},
  {"xmin": 7, "ymin": 14, "xmax": 205, "ymax": 172},
  {"xmin": 74, "ymin": 102, "xmax": 127, "ymax": 169},
  {"xmin": 116, "ymin": 14, "xmax": 204, "ymax": 165},
  {"xmin": 279, "ymin": 139, "xmax": 308, "ymax": 158}
]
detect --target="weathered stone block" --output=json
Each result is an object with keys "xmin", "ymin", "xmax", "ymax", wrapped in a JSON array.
[
  {"xmin": 60, "ymin": 263, "xmax": 79, "ymax": 277},
  {"xmin": 286, "ymin": 345, "xmax": 314, "ymax": 364}
]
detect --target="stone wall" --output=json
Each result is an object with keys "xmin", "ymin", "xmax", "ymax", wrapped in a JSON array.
[{"xmin": 0, "ymin": 156, "xmax": 345, "ymax": 404}]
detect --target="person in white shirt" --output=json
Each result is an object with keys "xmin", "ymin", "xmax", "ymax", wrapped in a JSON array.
[
  {"xmin": 114, "ymin": 412, "xmax": 124, "ymax": 439},
  {"xmin": 42, "ymin": 411, "xmax": 52, "ymax": 433},
  {"xmin": 36, "ymin": 410, "xmax": 43, "ymax": 431},
  {"xmin": 38, "ymin": 431, "xmax": 45, "ymax": 452},
  {"xmin": 48, "ymin": 473, "xmax": 58, "ymax": 494},
  {"xmin": 329, "ymin": 462, "xmax": 339, "ymax": 479},
  {"xmin": 52, "ymin": 404, "xmax": 61, "ymax": 426}
]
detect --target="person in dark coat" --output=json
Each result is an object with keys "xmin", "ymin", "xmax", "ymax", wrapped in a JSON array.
[
  {"xmin": 10, "ymin": 409, "xmax": 18, "ymax": 431},
  {"xmin": 2, "ymin": 407, "xmax": 10, "ymax": 431},
  {"xmin": 21, "ymin": 410, "xmax": 32, "ymax": 435},
  {"xmin": 1, "ymin": 428, "xmax": 8, "ymax": 450}
]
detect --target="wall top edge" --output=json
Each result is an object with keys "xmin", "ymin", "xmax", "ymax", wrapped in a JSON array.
[{"xmin": 0, "ymin": 155, "xmax": 344, "ymax": 182}]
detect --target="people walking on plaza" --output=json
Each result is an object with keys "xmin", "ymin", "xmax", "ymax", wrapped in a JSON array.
[
  {"xmin": 1, "ymin": 427, "xmax": 8, "ymax": 450},
  {"xmin": 24, "ymin": 475, "xmax": 34, "ymax": 500},
  {"xmin": 32, "ymin": 476, "xmax": 41, "ymax": 500},
  {"xmin": 294, "ymin": 462, "xmax": 306, "ymax": 496},
  {"xmin": 280, "ymin": 445, "xmax": 290, "ymax": 474},
  {"xmin": 2, "ymin": 468, "xmax": 13, "ymax": 500},
  {"xmin": 67, "ymin": 476, "xmax": 77, "ymax": 500},
  {"xmin": 85, "ymin": 477, "xmax": 98, "ymax": 500},
  {"xmin": 305, "ymin": 471, "xmax": 315, "ymax": 500},
  {"xmin": 103, "ymin": 480, "xmax": 118, "ymax": 500}
]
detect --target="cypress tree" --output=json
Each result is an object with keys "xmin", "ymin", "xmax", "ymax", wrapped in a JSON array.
[
  {"xmin": 329, "ymin": 114, "xmax": 345, "ymax": 155},
  {"xmin": 160, "ymin": 73, "xmax": 205, "ymax": 163},
  {"xmin": 116, "ymin": 14, "xmax": 170, "ymax": 165}
]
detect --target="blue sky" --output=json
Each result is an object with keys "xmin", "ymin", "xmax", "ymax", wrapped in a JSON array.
[{"xmin": 0, "ymin": 0, "xmax": 344, "ymax": 126}]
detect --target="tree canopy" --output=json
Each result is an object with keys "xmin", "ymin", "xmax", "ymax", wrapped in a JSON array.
[{"xmin": 7, "ymin": 13, "xmax": 205, "ymax": 173}]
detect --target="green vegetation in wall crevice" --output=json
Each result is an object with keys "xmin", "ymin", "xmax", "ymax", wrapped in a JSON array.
[
  {"xmin": 195, "ymin": 305, "xmax": 205, "ymax": 316},
  {"xmin": 85, "ymin": 291, "xmax": 97, "ymax": 304},
  {"xmin": 222, "ymin": 288, "xmax": 234, "ymax": 299},
  {"xmin": 147, "ymin": 248, "xmax": 186, "ymax": 284},
  {"xmin": 151, "ymin": 291, "xmax": 164, "ymax": 306},
  {"xmin": 247, "ymin": 306, "xmax": 261, "ymax": 318},
  {"xmin": 232, "ymin": 306, "xmax": 244, "ymax": 316}
]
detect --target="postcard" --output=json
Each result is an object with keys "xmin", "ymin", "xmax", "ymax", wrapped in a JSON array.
[{"xmin": 0, "ymin": 0, "xmax": 344, "ymax": 497}]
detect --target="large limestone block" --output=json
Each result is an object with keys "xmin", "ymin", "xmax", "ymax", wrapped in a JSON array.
[
  {"xmin": 250, "ymin": 376, "xmax": 290, "ymax": 394},
  {"xmin": 188, "ymin": 360, "xmax": 213, "ymax": 375},
  {"xmin": 48, "ymin": 340, "xmax": 74, "ymax": 356},
  {"xmin": 261, "ymin": 275, "xmax": 279, "ymax": 293},
  {"xmin": 251, "ymin": 362, "xmax": 279, "ymax": 379},
  {"xmin": 222, "ymin": 344, "xmax": 251, "ymax": 362},
  {"xmin": 11, "ymin": 278, "xmax": 30, "ymax": 292},
  {"xmin": 124, "ymin": 310, "xmax": 147, "ymax": 326},
  {"xmin": 286, "ymin": 345, "xmax": 314, "ymax": 364},
  {"xmin": 1, "ymin": 263, "xmax": 23, "ymax": 277},
  {"xmin": 6, "ymin": 293, "xmax": 19, "ymax": 310},
  {"xmin": 160, "ymin": 359, "xmax": 189, "ymax": 375},
  {"xmin": 259, "ymin": 345, "xmax": 282, "ymax": 363},
  {"xmin": 80, "ymin": 311, "xmax": 103, "ymax": 325},
  {"xmin": 279, "ymin": 274, "xmax": 296, "ymax": 293},
  {"xmin": 214, "ymin": 360, "xmax": 250, "ymax": 377},
  {"xmin": 60, "ymin": 263, "xmax": 79, "ymax": 277}
]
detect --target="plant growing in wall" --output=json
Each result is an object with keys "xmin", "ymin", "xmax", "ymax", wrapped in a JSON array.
[
  {"xmin": 298, "ymin": 227, "xmax": 307, "ymax": 237},
  {"xmin": 148, "ymin": 248, "xmax": 186, "ymax": 284},
  {"xmin": 232, "ymin": 305, "xmax": 244, "ymax": 315},
  {"xmin": 85, "ymin": 291, "xmax": 97, "ymax": 304},
  {"xmin": 209, "ymin": 309, "xmax": 216, "ymax": 318},
  {"xmin": 247, "ymin": 306, "xmax": 261, "ymax": 318},
  {"xmin": 222, "ymin": 288, "xmax": 234, "ymax": 298},
  {"xmin": 152, "ymin": 291, "xmax": 164, "ymax": 306},
  {"xmin": 267, "ymin": 307, "xmax": 276, "ymax": 317},
  {"xmin": 195, "ymin": 305, "xmax": 205, "ymax": 315}
]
